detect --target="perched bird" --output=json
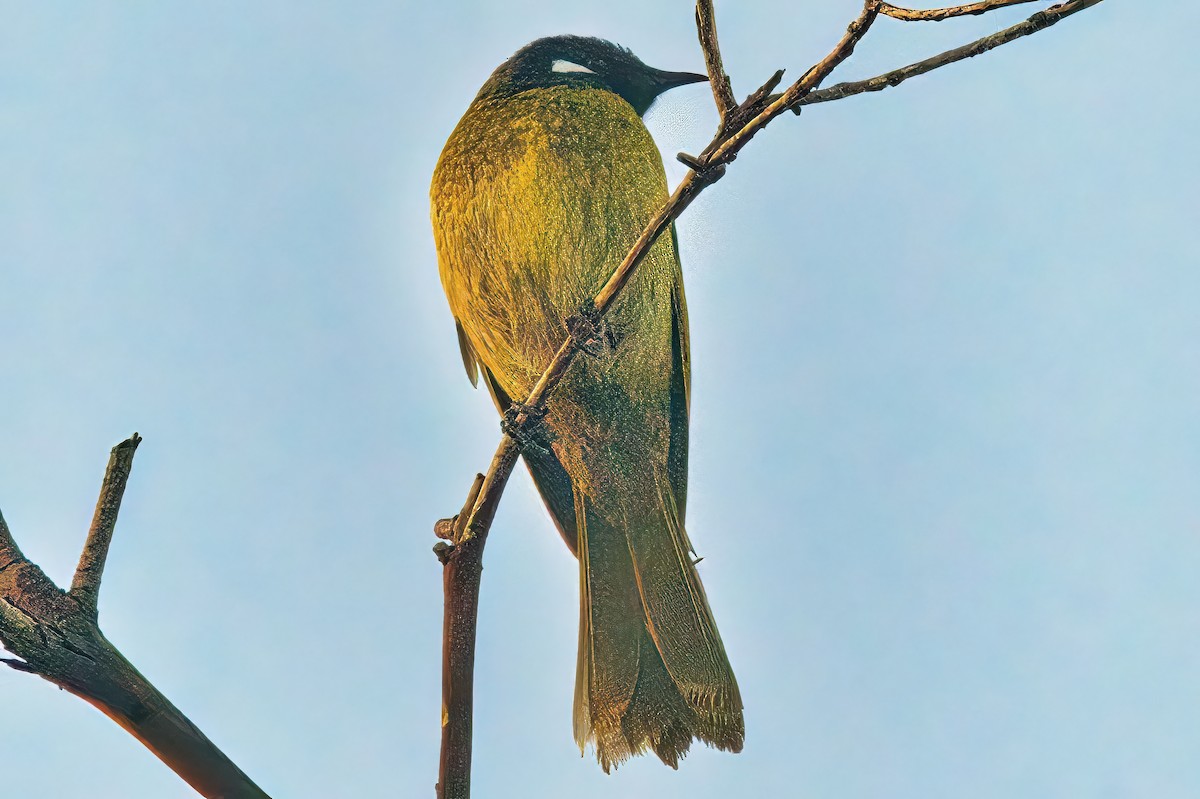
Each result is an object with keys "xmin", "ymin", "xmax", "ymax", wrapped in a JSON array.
[{"xmin": 431, "ymin": 35, "xmax": 743, "ymax": 771}]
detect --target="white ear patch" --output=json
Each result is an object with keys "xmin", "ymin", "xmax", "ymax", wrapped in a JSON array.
[{"xmin": 551, "ymin": 59, "xmax": 596, "ymax": 75}]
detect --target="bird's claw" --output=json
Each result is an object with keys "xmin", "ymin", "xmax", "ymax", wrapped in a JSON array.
[
  {"xmin": 502, "ymin": 403, "xmax": 554, "ymax": 456},
  {"xmin": 566, "ymin": 303, "xmax": 620, "ymax": 358}
]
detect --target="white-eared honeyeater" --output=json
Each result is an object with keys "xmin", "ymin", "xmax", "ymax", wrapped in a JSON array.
[{"xmin": 431, "ymin": 35, "xmax": 743, "ymax": 771}]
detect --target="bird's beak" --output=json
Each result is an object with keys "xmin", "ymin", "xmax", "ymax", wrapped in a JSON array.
[{"xmin": 650, "ymin": 69, "xmax": 709, "ymax": 92}]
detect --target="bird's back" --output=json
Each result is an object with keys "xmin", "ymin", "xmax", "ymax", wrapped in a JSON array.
[{"xmin": 432, "ymin": 84, "xmax": 678, "ymax": 412}]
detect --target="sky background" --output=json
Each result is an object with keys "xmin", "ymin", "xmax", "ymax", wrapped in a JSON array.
[{"xmin": 2, "ymin": 2, "xmax": 1198, "ymax": 798}]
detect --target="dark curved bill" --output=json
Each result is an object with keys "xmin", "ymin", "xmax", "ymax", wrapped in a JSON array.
[{"xmin": 651, "ymin": 69, "xmax": 710, "ymax": 91}]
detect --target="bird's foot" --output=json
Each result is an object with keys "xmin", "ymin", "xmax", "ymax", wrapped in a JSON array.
[
  {"xmin": 566, "ymin": 302, "xmax": 621, "ymax": 358},
  {"xmin": 501, "ymin": 403, "xmax": 554, "ymax": 456}
]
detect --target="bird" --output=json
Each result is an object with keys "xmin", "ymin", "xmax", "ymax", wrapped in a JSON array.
[{"xmin": 430, "ymin": 35, "xmax": 743, "ymax": 772}]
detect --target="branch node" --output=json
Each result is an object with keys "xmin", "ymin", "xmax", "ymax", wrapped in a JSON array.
[
  {"xmin": 1027, "ymin": 9, "xmax": 1052, "ymax": 30},
  {"xmin": 433, "ymin": 541, "xmax": 455, "ymax": 565},
  {"xmin": 436, "ymin": 473, "xmax": 487, "ymax": 555},
  {"xmin": 677, "ymin": 152, "xmax": 729, "ymax": 179},
  {"xmin": 748, "ymin": 69, "xmax": 786, "ymax": 107},
  {"xmin": 434, "ymin": 517, "xmax": 458, "ymax": 540}
]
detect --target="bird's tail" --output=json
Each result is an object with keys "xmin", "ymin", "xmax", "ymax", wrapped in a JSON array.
[{"xmin": 571, "ymin": 468, "xmax": 743, "ymax": 771}]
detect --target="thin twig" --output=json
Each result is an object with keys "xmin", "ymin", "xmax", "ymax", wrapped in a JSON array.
[
  {"xmin": 696, "ymin": 0, "xmax": 736, "ymax": 120},
  {"xmin": 433, "ymin": 0, "xmax": 1106, "ymax": 794},
  {"xmin": 0, "ymin": 656, "xmax": 34, "ymax": 673},
  {"xmin": 705, "ymin": 0, "xmax": 882, "ymax": 166},
  {"xmin": 435, "ymin": 474, "xmax": 484, "ymax": 548},
  {"xmin": 880, "ymin": 0, "xmax": 1039, "ymax": 22},
  {"xmin": 798, "ymin": 0, "xmax": 1105, "ymax": 108},
  {"xmin": 70, "ymin": 433, "xmax": 142, "ymax": 616}
]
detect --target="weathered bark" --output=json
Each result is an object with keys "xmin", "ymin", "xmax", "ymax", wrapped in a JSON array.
[{"xmin": 0, "ymin": 436, "xmax": 272, "ymax": 799}]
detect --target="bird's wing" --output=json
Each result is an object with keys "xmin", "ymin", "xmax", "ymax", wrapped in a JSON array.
[
  {"xmin": 667, "ymin": 223, "xmax": 691, "ymax": 523},
  {"xmin": 670, "ymin": 223, "xmax": 691, "ymax": 408},
  {"xmin": 455, "ymin": 319, "xmax": 480, "ymax": 388}
]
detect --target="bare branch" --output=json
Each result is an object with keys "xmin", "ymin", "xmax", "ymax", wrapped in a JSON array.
[
  {"xmin": 434, "ymin": 473, "xmax": 484, "ymax": 553},
  {"xmin": 1, "ymin": 439, "xmax": 272, "ymax": 799},
  {"xmin": 434, "ymin": 468, "xmax": 487, "ymax": 798},
  {"xmin": 70, "ymin": 432, "xmax": 141, "ymax": 615},
  {"xmin": 696, "ymin": 0, "xmax": 737, "ymax": 119},
  {"xmin": 880, "ymin": 0, "xmax": 1039, "ymax": 22},
  {"xmin": 706, "ymin": 0, "xmax": 882, "ymax": 166},
  {"xmin": 799, "ymin": 0, "xmax": 1105, "ymax": 107}
]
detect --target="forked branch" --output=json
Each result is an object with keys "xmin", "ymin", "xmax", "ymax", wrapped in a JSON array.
[
  {"xmin": 0, "ymin": 435, "xmax": 271, "ymax": 799},
  {"xmin": 800, "ymin": 0, "xmax": 1107, "ymax": 107},
  {"xmin": 696, "ymin": 0, "xmax": 737, "ymax": 120}
]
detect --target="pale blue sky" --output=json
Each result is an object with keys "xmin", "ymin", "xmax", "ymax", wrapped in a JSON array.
[{"xmin": 2, "ymin": 2, "xmax": 1198, "ymax": 798}]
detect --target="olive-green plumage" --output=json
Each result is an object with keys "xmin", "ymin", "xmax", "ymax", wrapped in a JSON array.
[{"xmin": 431, "ymin": 36, "xmax": 742, "ymax": 771}]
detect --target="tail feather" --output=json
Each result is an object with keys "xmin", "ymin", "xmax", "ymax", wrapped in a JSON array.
[{"xmin": 572, "ymin": 474, "xmax": 744, "ymax": 771}]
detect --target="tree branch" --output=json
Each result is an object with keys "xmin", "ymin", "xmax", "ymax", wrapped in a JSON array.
[
  {"xmin": 433, "ymin": 0, "xmax": 1106, "ymax": 795},
  {"xmin": 798, "ymin": 0, "xmax": 1106, "ymax": 108},
  {"xmin": 704, "ymin": 0, "xmax": 882, "ymax": 166},
  {"xmin": 70, "ymin": 432, "xmax": 141, "ymax": 616},
  {"xmin": 0, "ymin": 436, "xmax": 272, "ymax": 799},
  {"xmin": 880, "ymin": 0, "xmax": 1040, "ymax": 22},
  {"xmin": 696, "ymin": 0, "xmax": 737, "ymax": 120},
  {"xmin": 434, "ymin": 472, "xmax": 484, "ymax": 799}
]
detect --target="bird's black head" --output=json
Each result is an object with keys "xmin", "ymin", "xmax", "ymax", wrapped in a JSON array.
[{"xmin": 476, "ymin": 35, "xmax": 707, "ymax": 117}]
